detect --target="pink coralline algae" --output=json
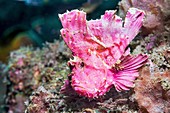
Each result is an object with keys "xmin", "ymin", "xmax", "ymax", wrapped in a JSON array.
[{"xmin": 59, "ymin": 8, "xmax": 148, "ymax": 98}]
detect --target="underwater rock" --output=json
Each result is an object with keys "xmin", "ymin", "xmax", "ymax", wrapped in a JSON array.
[
  {"xmin": 135, "ymin": 66, "xmax": 170, "ymax": 113},
  {"xmin": 26, "ymin": 82, "xmax": 140, "ymax": 112},
  {"xmin": 119, "ymin": 0, "xmax": 170, "ymax": 34}
]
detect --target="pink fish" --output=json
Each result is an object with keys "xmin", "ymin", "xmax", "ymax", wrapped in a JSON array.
[{"xmin": 59, "ymin": 8, "xmax": 148, "ymax": 98}]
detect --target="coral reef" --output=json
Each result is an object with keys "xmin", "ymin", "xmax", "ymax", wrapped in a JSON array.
[
  {"xmin": 3, "ymin": 0, "xmax": 170, "ymax": 112},
  {"xmin": 4, "ymin": 39, "xmax": 144, "ymax": 112},
  {"xmin": 4, "ymin": 40, "xmax": 146, "ymax": 112},
  {"xmin": 132, "ymin": 30, "xmax": 170, "ymax": 72},
  {"xmin": 6, "ymin": 40, "xmax": 71, "ymax": 113},
  {"xmin": 26, "ymin": 84, "xmax": 139, "ymax": 112},
  {"xmin": 135, "ymin": 66, "xmax": 170, "ymax": 113}
]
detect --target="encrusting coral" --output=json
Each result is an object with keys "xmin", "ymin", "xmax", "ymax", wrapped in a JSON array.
[{"xmin": 59, "ymin": 8, "xmax": 148, "ymax": 98}]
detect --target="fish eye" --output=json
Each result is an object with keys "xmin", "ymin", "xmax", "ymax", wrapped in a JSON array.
[{"xmin": 80, "ymin": 62, "xmax": 85, "ymax": 68}]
